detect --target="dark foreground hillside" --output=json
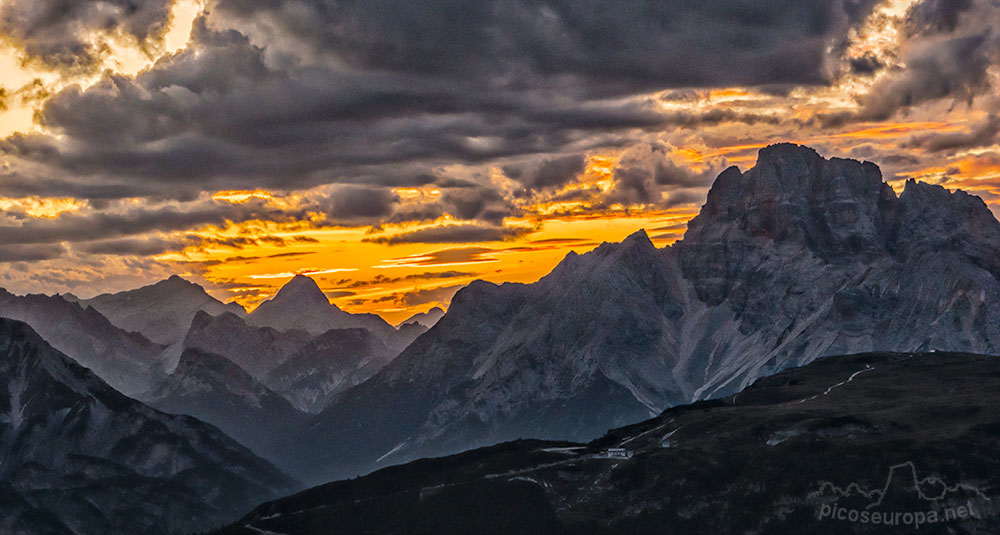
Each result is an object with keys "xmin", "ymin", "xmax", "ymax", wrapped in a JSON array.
[{"xmin": 221, "ymin": 352, "xmax": 1000, "ymax": 534}]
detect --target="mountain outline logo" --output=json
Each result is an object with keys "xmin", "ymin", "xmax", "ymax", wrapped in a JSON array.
[{"xmin": 809, "ymin": 461, "xmax": 994, "ymax": 529}]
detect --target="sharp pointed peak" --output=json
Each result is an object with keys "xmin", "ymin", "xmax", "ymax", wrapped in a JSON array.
[
  {"xmin": 270, "ymin": 274, "xmax": 334, "ymax": 307},
  {"xmin": 622, "ymin": 228, "xmax": 653, "ymax": 245}
]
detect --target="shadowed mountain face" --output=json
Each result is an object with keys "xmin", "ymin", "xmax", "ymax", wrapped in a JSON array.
[
  {"xmin": 145, "ymin": 347, "xmax": 310, "ymax": 478},
  {"xmin": 0, "ymin": 291, "xmax": 164, "ymax": 397},
  {"xmin": 221, "ymin": 352, "xmax": 1000, "ymax": 535},
  {"xmin": 263, "ymin": 328, "xmax": 398, "ymax": 413},
  {"xmin": 178, "ymin": 310, "xmax": 313, "ymax": 379},
  {"xmin": 0, "ymin": 319, "xmax": 297, "ymax": 535},
  {"xmin": 296, "ymin": 144, "xmax": 1000, "ymax": 484},
  {"xmin": 79, "ymin": 275, "xmax": 246, "ymax": 345}
]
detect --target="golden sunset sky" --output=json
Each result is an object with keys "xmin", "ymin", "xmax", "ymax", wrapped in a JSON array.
[{"xmin": 1, "ymin": 0, "xmax": 998, "ymax": 323}]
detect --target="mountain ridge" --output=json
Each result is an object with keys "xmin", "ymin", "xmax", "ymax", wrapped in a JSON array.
[
  {"xmin": 293, "ymin": 143, "xmax": 1000, "ymax": 484},
  {"xmin": 79, "ymin": 275, "xmax": 246, "ymax": 345},
  {"xmin": 221, "ymin": 351, "xmax": 1000, "ymax": 535},
  {"xmin": 0, "ymin": 317, "xmax": 297, "ymax": 535}
]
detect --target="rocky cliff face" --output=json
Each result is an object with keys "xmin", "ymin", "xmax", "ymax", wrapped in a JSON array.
[
  {"xmin": 298, "ymin": 144, "xmax": 1000, "ymax": 484},
  {"xmin": 0, "ymin": 319, "xmax": 297, "ymax": 535},
  {"xmin": 674, "ymin": 143, "xmax": 1000, "ymax": 399},
  {"xmin": 263, "ymin": 327, "xmax": 398, "ymax": 413}
]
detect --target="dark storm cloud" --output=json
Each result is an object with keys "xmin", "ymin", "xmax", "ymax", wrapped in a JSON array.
[
  {"xmin": 597, "ymin": 144, "xmax": 717, "ymax": 208},
  {"xmin": 0, "ymin": 182, "xmax": 408, "ymax": 257},
  {"xmin": 0, "ymin": 243, "xmax": 65, "ymax": 263},
  {"xmin": 3, "ymin": 0, "xmax": 878, "ymax": 201},
  {"xmin": 848, "ymin": 52, "xmax": 884, "ymax": 75},
  {"xmin": 817, "ymin": 0, "xmax": 1000, "ymax": 126},
  {"xmin": 440, "ymin": 186, "xmax": 519, "ymax": 225},
  {"xmin": 75, "ymin": 237, "xmax": 186, "ymax": 256},
  {"xmin": 320, "ymin": 187, "xmax": 399, "ymax": 220},
  {"xmin": 215, "ymin": 0, "xmax": 876, "ymax": 91},
  {"xmin": 504, "ymin": 154, "xmax": 587, "ymax": 191},
  {"xmin": 367, "ymin": 284, "xmax": 465, "ymax": 307},
  {"xmin": 0, "ymin": 0, "xmax": 174, "ymax": 72},
  {"xmin": 364, "ymin": 224, "xmax": 533, "ymax": 245},
  {"xmin": 0, "ymin": 201, "xmax": 294, "ymax": 247},
  {"xmin": 904, "ymin": 0, "xmax": 975, "ymax": 36}
]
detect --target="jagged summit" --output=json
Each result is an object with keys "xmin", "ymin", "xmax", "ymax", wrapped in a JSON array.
[
  {"xmin": 297, "ymin": 144, "xmax": 1000, "ymax": 483},
  {"xmin": 684, "ymin": 143, "xmax": 891, "ymax": 258},
  {"xmin": 620, "ymin": 228, "xmax": 653, "ymax": 247}
]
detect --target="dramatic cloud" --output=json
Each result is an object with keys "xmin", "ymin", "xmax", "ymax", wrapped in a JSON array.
[
  {"xmin": 505, "ymin": 154, "xmax": 587, "ymax": 191},
  {"xmin": 366, "ymin": 284, "xmax": 465, "ymax": 308},
  {"xmin": 599, "ymin": 144, "xmax": 717, "ymax": 208},
  {"xmin": 214, "ymin": 0, "xmax": 877, "ymax": 91},
  {"xmin": 858, "ymin": 33, "xmax": 995, "ymax": 121},
  {"xmin": 0, "ymin": 243, "xmax": 65, "ymax": 263},
  {"xmin": 2, "ymin": 0, "xmax": 1000, "ymax": 316},
  {"xmin": 0, "ymin": 0, "xmax": 175, "ymax": 72}
]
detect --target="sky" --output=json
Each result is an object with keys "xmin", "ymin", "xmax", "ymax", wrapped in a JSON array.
[{"xmin": 0, "ymin": 0, "xmax": 999, "ymax": 323}]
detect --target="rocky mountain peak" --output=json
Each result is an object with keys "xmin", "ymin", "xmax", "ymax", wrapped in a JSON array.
[
  {"xmin": 687, "ymin": 143, "xmax": 889, "ymax": 251},
  {"xmin": 620, "ymin": 228, "xmax": 654, "ymax": 248},
  {"xmin": 153, "ymin": 274, "xmax": 201, "ymax": 294},
  {"xmin": 270, "ymin": 275, "xmax": 333, "ymax": 308}
]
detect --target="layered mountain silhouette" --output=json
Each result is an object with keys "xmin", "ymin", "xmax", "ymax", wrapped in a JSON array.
[
  {"xmin": 263, "ymin": 327, "xmax": 398, "ymax": 413},
  {"xmin": 78, "ymin": 275, "xmax": 246, "ymax": 345},
  {"xmin": 396, "ymin": 307, "xmax": 446, "ymax": 328},
  {"xmin": 0, "ymin": 319, "xmax": 297, "ymax": 535},
  {"xmin": 177, "ymin": 310, "xmax": 312, "ymax": 379},
  {"xmin": 3, "ymin": 143, "xmax": 999, "ymax": 530},
  {"xmin": 222, "ymin": 351, "xmax": 1000, "ymax": 535},
  {"xmin": 293, "ymin": 144, "xmax": 1000, "ymax": 483},
  {"xmin": 144, "ymin": 347, "xmax": 310, "ymax": 477},
  {"xmin": 0, "ymin": 290, "xmax": 164, "ymax": 397}
]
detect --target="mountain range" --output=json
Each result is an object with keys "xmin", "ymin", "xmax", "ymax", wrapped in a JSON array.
[
  {"xmin": 2, "ymin": 143, "xmax": 999, "ymax": 529},
  {"xmin": 293, "ymin": 143, "xmax": 1000, "ymax": 483},
  {"xmin": 0, "ymin": 289, "xmax": 164, "ymax": 397},
  {"xmin": 0, "ymin": 318, "xmax": 297, "ymax": 535},
  {"xmin": 221, "ymin": 351, "xmax": 1000, "ymax": 534},
  {"xmin": 72, "ymin": 275, "xmax": 247, "ymax": 346}
]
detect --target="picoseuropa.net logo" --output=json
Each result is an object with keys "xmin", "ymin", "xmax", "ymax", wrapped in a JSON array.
[{"xmin": 809, "ymin": 461, "xmax": 994, "ymax": 529}]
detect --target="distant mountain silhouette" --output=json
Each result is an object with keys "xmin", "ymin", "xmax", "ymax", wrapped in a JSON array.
[
  {"xmin": 0, "ymin": 318, "xmax": 297, "ymax": 535},
  {"xmin": 80, "ymin": 275, "xmax": 246, "ymax": 345}
]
